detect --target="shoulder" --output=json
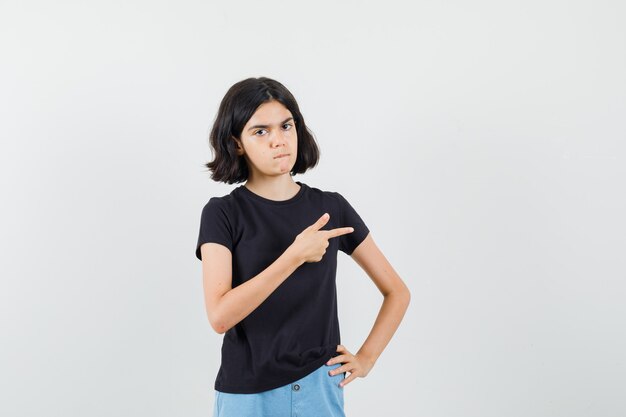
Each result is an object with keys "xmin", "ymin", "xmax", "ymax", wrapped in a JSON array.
[
  {"xmin": 303, "ymin": 183, "xmax": 345, "ymax": 203},
  {"xmin": 200, "ymin": 190, "xmax": 238, "ymax": 217},
  {"xmin": 204, "ymin": 193, "xmax": 234, "ymax": 206}
]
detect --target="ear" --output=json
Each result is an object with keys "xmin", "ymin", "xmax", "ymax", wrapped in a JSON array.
[{"xmin": 232, "ymin": 136, "xmax": 244, "ymax": 156}]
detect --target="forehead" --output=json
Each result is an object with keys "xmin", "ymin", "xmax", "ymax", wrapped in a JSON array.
[{"xmin": 246, "ymin": 100, "xmax": 292, "ymax": 125}]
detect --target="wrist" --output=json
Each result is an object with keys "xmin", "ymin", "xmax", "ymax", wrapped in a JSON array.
[
  {"xmin": 284, "ymin": 245, "xmax": 304, "ymax": 268},
  {"xmin": 357, "ymin": 351, "xmax": 377, "ymax": 368}
]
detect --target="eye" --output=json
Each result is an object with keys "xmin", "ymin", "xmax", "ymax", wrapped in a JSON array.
[
  {"xmin": 283, "ymin": 123, "xmax": 293, "ymax": 130},
  {"xmin": 254, "ymin": 129, "xmax": 267, "ymax": 136}
]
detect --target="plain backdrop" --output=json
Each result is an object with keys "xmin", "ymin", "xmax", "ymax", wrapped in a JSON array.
[{"xmin": 1, "ymin": 1, "xmax": 625, "ymax": 416}]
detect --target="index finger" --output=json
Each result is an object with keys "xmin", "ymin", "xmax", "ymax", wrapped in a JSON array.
[{"xmin": 323, "ymin": 227, "xmax": 355, "ymax": 239}]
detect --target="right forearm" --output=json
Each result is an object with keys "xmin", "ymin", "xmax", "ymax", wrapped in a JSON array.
[{"xmin": 215, "ymin": 247, "xmax": 303, "ymax": 333}]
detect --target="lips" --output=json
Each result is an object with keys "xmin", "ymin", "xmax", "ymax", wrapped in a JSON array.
[{"xmin": 274, "ymin": 153, "xmax": 289, "ymax": 159}]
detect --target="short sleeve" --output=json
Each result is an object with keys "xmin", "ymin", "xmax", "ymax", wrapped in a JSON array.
[
  {"xmin": 335, "ymin": 192, "xmax": 370, "ymax": 255},
  {"xmin": 195, "ymin": 197, "xmax": 233, "ymax": 260}
]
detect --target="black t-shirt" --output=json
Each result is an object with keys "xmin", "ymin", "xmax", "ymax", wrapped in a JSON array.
[{"xmin": 195, "ymin": 181, "xmax": 370, "ymax": 394}]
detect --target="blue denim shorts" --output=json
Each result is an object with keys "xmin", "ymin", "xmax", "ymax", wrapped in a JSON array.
[{"xmin": 213, "ymin": 362, "xmax": 346, "ymax": 417}]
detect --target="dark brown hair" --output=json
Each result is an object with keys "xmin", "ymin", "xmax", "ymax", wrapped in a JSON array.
[{"xmin": 205, "ymin": 77, "xmax": 320, "ymax": 184}]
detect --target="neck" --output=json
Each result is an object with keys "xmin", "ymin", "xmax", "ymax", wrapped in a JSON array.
[{"xmin": 244, "ymin": 175, "xmax": 301, "ymax": 201}]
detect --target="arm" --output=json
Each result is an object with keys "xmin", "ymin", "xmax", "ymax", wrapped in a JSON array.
[
  {"xmin": 200, "ymin": 212, "xmax": 350, "ymax": 335},
  {"xmin": 200, "ymin": 242, "xmax": 303, "ymax": 334},
  {"xmin": 349, "ymin": 233, "xmax": 411, "ymax": 368}
]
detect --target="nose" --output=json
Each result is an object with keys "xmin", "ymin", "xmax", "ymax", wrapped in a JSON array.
[{"xmin": 270, "ymin": 129, "xmax": 288, "ymax": 148}]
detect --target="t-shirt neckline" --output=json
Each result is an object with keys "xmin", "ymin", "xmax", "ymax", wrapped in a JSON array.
[{"xmin": 239, "ymin": 181, "xmax": 307, "ymax": 206}]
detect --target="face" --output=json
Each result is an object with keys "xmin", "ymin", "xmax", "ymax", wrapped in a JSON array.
[{"xmin": 234, "ymin": 100, "xmax": 298, "ymax": 180}]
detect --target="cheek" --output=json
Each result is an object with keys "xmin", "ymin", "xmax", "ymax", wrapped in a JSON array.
[
  {"xmin": 246, "ymin": 144, "xmax": 267, "ymax": 159},
  {"xmin": 261, "ymin": 150, "xmax": 277, "ymax": 165}
]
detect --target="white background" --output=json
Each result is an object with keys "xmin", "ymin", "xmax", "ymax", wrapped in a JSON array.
[{"xmin": 1, "ymin": 1, "xmax": 625, "ymax": 416}]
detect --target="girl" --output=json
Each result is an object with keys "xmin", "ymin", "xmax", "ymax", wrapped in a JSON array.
[{"xmin": 195, "ymin": 77, "xmax": 411, "ymax": 417}]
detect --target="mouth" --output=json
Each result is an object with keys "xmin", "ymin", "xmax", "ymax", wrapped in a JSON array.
[{"xmin": 274, "ymin": 153, "xmax": 289, "ymax": 159}]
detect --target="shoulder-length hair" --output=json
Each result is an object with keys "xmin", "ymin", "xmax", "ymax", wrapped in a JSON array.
[{"xmin": 205, "ymin": 77, "xmax": 320, "ymax": 184}]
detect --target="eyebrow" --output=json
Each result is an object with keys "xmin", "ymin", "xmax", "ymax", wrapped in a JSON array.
[{"xmin": 247, "ymin": 117, "xmax": 294, "ymax": 131}]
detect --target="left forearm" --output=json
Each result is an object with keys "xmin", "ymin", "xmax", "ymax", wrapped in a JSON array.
[{"xmin": 356, "ymin": 290, "xmax": 411, "ymax": 367}]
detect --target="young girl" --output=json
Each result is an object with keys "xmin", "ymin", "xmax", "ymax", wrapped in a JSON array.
[{"xmin": 195, "ymin": 77, "xmax": 411, "ymax": 417}]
